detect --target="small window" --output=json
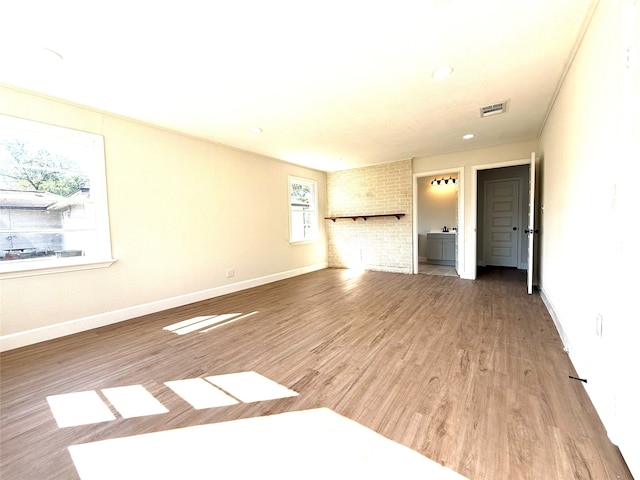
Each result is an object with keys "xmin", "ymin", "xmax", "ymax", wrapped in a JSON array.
[
  {"xmin": 289, "ymin": 176, "xmax": 318, "ymax": 243},
  {"xmin": 0, "ymin": 114, "xmax": 113, "ymax": 276}
]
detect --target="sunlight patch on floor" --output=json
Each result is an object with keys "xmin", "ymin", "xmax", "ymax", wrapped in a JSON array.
[
  {"xmin": 101, "ymin": 385, "xmax": 169, "ymax": 419},
  {"xmin": 341, "ymin": 267, "xmax": 365, "ymax": 280},
  {"xmin": 205, "ymin": 371, "xmax": 299, "ymax": 403},
  {"xmin": 46, "ymin": 391, "xmax": 116, "ymax": 428},
  {"xmin": 164, "ymin": 378, "xmax": 239, "ymax": 409},
  {"xmin": 46, "ymin": 372, "xmax": 296, "ymax": 428},
  {"xmin": 162, "ymin": 311, "xmax": 258, "ymax": 335},
  {"xmin": 68, "ymin": 408, "xmax": 470, "ymax": 480},
  {"xmin": 340, "ymin": 267, "xmax": 365, "ymax": 292},
  {"xmin": 163, "ymin": 314, "xmax": 241, "ymax": 335},
  {"xmin": 200, "ymin": 311, "xmax": 258, "ymax": 332}
]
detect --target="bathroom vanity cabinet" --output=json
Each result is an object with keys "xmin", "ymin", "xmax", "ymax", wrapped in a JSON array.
[{"xmin": 426, "ymin": 233, "xmax": 456, "ymax": 266}]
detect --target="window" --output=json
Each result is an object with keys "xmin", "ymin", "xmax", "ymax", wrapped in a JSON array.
[
  {"xmin": 289, "ymin": 176, "xmax": 318, "ymax": 243},
  {"xmin": 0, "ymin": 114, "xmax": 113, "ymax": 277}
]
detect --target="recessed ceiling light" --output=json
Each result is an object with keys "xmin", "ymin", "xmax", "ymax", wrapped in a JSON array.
[
  {"xmin": 432, "ymin": 66, "xmax": 453, "ymax": 79},
  {"xmin": 249, "ymin": 127, "xmax": 263, "ymax": 134},
  {"xmin": 463, "ymin": 133, "xmax": 475, "ymax": 140}
]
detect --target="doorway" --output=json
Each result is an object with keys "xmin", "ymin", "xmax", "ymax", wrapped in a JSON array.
[
  {"xmin": 476, "ymin": 164, "xmax": 530, "ymax": 275},
  {"xmin": 413, "ymin": 169, "xmax": 463, "ymax": 277}
]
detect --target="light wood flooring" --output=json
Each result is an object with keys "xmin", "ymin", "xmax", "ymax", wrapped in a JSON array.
[{"xmin": 0, "ymin": 267, "xmax": 633, "ymax": 479}]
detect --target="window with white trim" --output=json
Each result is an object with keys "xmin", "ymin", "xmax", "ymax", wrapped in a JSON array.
[
  {"xmin": 0, "ymin": 114, "xmax": 113, "ymax": 276},
  {"xmin": 289, "ymin": 176, "xmax": 318, "ymax": 243}
]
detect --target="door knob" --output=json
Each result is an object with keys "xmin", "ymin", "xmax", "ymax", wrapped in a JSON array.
[{"xmin": 512, "ymin": 227, "xmax": 517, "ymax": 230}]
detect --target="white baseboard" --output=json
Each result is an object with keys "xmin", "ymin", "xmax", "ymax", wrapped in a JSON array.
[
  {"xmin": 0, "ymin": 262, "xmax": 327, "ymax": 352},
  {"xmin": 367, "ymin": 265, "xmax": 413, "ymax": 274},
  {"xmin": 539, "ymin": 287, "xmax": 571, "ymax": 353}
]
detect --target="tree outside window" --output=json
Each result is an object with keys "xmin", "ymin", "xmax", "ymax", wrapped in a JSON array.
[
  {"xmin": 289, "ymin": 176, "xmax": 317, "ymax": 243},
  {"xmin": 0, "ymin": 114, "xmax": 111, "ymax": 270}
]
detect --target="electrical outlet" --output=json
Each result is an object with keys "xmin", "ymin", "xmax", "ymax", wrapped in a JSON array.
[
  {"xmin": 226, "ymin": 268, "xmax": 234, "ymax": 278},
  {"xmin": 596, "ymin": 313, "xmax": 603, "ymax": 338}
]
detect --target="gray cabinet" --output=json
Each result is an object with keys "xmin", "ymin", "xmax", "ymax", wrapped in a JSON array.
[{"xmin": 426, "ymin": 233, "xmax": 456, "ymax": 266}]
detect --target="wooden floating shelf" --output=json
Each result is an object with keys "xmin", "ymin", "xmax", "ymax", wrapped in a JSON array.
[{"xmin": 324, "ymin": 213, "xmax": 405, "ymax": 222}]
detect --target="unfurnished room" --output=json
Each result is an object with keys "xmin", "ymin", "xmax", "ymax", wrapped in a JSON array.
[{"xmin": 1, "ymin": 1, "xmax": 639, "ymax": 479}]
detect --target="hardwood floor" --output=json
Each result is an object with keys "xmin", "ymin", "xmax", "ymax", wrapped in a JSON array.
[{"xmin": 0, "ymin": 267, "xmax": 632, "ymax": 479}]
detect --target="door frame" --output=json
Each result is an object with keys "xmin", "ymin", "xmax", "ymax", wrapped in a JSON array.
[
  {"xmin": 470, "ymin": 157, "xmax": 531, "ymax": 280},
  {"xmin": 412, "ymin": 167, "xmax": 464, "ymax": 275}
]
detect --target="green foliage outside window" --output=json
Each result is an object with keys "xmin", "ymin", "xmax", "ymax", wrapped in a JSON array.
[{"xmin": 0, "ymin": 139, "xmax": 89, "ymax": 196}]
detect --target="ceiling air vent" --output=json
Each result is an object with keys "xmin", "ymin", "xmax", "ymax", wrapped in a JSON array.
[{"xmin": 480, "ymin": 101, "xmax": 508, "ymax": 117}]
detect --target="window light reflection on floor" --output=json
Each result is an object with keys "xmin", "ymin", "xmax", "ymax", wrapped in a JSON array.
[
  {"xmin": 162, "ymin": 311, "xmax": 258, "ymax": 335},
  {"xmin": 341, "ymin": 267, "xmax": 365, "ymax": 280},
  {"xmin": 101, "ymin": 385, "xmax": 168, "ymax": 419},
  {"xmin": 67, "ymin": 408, "xmax": 470, "ymax": 480},
  {"xmin": 47, "ymin": 377, "xmax": 470, "ymax": 479},
  {"xmin": 46, "ymin": 390, "xmax": 116, "ymax": 428},
  {"xmin": 164, "ymin": 378, "xmax": 239, "ymax": 409},
  {"xmin": 205, "ymin": 371, "xmax": 299, "ymax": 403},
  {"xmin": 340, "ymin": 267, "xmax": 365, "ymax": 292},
  {"xmin": 45, "ymin": 371, "xmax": 297, "ymax": 428},
  {"xmin": 200, "ymin": 311, "xmax": 257, "ymax": 332}
]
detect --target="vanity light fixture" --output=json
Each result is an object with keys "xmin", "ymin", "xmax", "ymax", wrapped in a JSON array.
[{"xmin": 431, "ymin": 176, "xmax": 457, "ymax": 186}]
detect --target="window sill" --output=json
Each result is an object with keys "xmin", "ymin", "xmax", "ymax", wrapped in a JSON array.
[
  {"xmin": 0, "ymin": 257, "xmax": 117, "ymax": 279},
  {"xmin": 289, "ymin": 238, "xmax": 318, "ymax": 245}
]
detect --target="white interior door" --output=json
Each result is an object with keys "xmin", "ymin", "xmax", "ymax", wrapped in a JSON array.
[
  {"xmin": 526, "ymin": 152, "xmax": 536, "ymax": 294},
  {"xmin": 485, "ymin": 179, "xmax": 520, "ymax": 267}
]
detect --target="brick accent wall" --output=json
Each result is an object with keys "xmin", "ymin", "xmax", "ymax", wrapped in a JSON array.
[{"xmin": 326, "ymin": 160, "xmax": 413, "ymax": 273}]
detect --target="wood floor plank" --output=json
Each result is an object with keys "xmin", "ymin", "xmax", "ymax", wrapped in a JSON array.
[{"xmin": 0, "ymin": 267, "xmax": 633, "ymax": 479}]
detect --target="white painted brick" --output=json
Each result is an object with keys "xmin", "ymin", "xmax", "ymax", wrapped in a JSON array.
[{"xmin": 326, "ymin": 160, "xmax": 412, "ymax": 272}]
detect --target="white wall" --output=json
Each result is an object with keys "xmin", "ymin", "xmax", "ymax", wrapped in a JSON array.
[
  {"xmin": 413, "ymin": 140, "xmax": 538, "ymax": 279},
  {"xmin": 0, "ymin": 86, "xmax": 328, "ymax": 350},
  {"xmin": 327, "ymin": 160, "xmax": 413, "ymax": 273},
  {"xmin": 538, "ymin": 0, "xmax": 639, "ymax": 475}
]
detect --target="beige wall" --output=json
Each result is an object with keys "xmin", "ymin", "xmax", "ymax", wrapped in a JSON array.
[
  {"xmin": 327, "ymin": 160, "xmax": 412, "ymax": 273},
  {"xmin": 0, "ymin": 86, "xmax": 327, "ymax": 347},
  {"xmin": 538, "ymin": 0, "xmax": 639, "ymax": 473},
  {"xmin": 413, "ymin": 140, "xmax": 538, "ymax": 278},
  {"xmin": 416, "ymin": 175, "xmax": 458, "ymax": 260},
  {"xmin": 416, "ymin": 174, "xmax": 458, "ymax": 234}
]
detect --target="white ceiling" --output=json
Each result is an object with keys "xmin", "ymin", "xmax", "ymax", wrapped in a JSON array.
[{"xmin": 0, "ymin": 0, "xmax": 597, "ymax": 172}]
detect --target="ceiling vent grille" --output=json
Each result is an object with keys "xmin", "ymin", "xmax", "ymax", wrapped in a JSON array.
[{"xmin": 480, "ymin": 101, "xmax": 508, "ymax": 117}]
